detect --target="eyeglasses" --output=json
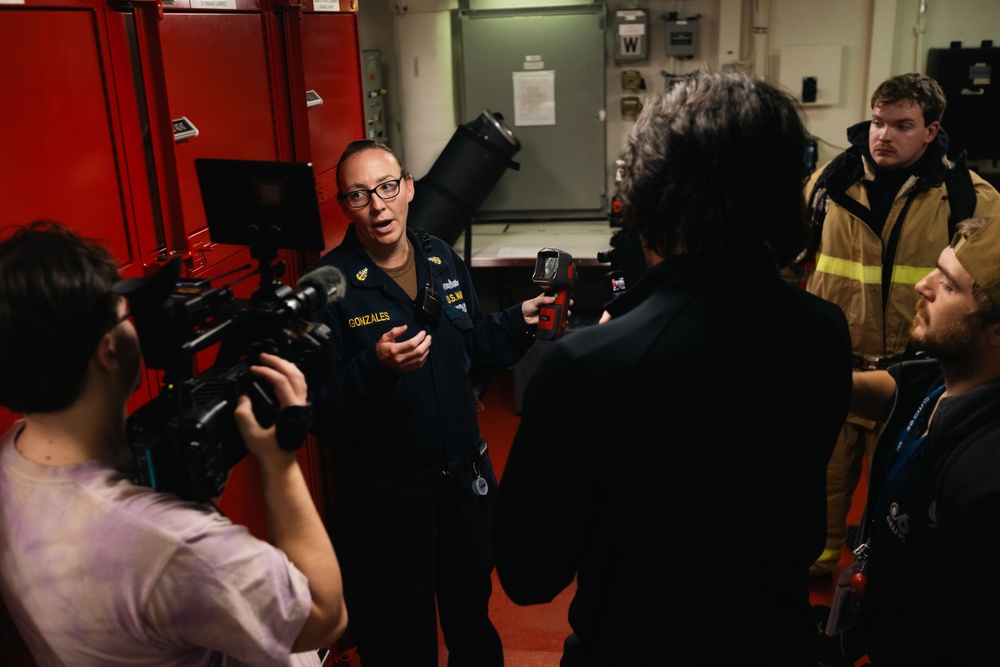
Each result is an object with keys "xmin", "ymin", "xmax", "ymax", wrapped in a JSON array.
[
  {"xmin": 339, "ymin": 176, "xmax": 404, "ymax": 209},
  {"xmin": 109, "ymin": 310, "xmax": 131, "ymax": 331}
]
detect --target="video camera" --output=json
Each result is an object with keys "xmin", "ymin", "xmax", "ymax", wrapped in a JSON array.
[
  {"xmin": 118, "ymin": 159, "xmax": 343, "ymax": 502},
  {"xmin": 532, "ymin": 247, "xmax": 577, "ymax": 340},
  {"xmin": 597, "ymin": 228, "xmax": 646, "ymax": 304}
]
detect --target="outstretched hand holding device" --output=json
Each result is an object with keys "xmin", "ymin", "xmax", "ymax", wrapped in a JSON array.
[{"xmin": 531, "ymin": 248, "xmax": 577, "ymax": 339}]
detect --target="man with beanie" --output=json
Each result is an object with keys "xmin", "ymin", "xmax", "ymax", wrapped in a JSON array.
[{"xmin": 824, "ymin": 214, "xmax": 1000, "ymax": 665}]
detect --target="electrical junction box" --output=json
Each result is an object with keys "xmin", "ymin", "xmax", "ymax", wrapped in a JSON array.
[
  {"xmin": 621, "ymin": 96, "xmax": 642, "ymax": 118},
  {"xmin": 665, "ymin": 16, "xmax": 698, "ymax": 58},
  {"xmin": 614, "ymin": 9, "xmax": 649, "ymax": 62},
  {"xmin": 778, "ymin": 44, "xmax": 842, "ymax": 106},
  {"xmin": 621, "ymin": 69, "xmax": 642, "ymax": 91},
  {"xmin": 362, "ymin": 49, "xmax": 387, "ymax": 141}
]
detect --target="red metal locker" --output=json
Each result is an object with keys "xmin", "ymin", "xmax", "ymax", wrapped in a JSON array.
[
  {"xmin": 0, "ymin": 1, "xmax": 148, "ymax": 275},
  {"xmin": 126, "ymin": 3, "xmax": 290, "ymax": 272},
  {"xmin": 0, "ymin": 0, "xmax": 159, "ymax": 425},
  {"xmin": 1, "ymin": 6, "xmax": 154, "ymax": 659},
  {"xmin": 301, "ymin": 1, "xmax": 366, "ymax": 254}
]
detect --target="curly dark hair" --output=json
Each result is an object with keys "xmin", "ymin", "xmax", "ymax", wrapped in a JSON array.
[
  {"xmin": 0, "ymin": 221, "xmax": 122, "ymax": 413},
  {"xmin": 870, "ymin": 73, "xmax": 947, "ymax": 126},
  {"xmin": 616, "ymin": 71, "xmax": 809, "ymax": 266}
]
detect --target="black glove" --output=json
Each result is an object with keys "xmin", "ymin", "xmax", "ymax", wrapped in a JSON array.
[{"xmin": 275, "ymin": 404, "xmax": 314, "ymax": 452}]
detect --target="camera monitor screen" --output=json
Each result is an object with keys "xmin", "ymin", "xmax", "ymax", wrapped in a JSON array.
[{"xmin": 195, "ymin": 158, "xmax": 325, "ymax": 251}]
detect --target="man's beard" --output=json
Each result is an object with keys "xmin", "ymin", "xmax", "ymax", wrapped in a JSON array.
[{"xmin": 910, "ymin": 298, "xmax": 982, "ymax": 364}]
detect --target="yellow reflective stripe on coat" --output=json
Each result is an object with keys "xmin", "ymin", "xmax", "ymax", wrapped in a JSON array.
[
  {"xmin": 814, "ymin": 253, "xmax": 933, "ymax": 286},
  {"xmin": 814, "ymin": 254, "xmax": 879, "ymax": 283},
  {"xmin": 891, "ymin": 263, "xmax": 935, "ymax": 286}
]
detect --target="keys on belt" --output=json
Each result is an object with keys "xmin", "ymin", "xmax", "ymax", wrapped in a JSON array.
[{"xmin": 471, "ymin": 440, "xmax": 489, "ymax": 496}]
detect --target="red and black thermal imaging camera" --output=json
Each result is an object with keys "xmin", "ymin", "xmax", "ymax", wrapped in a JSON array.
[{"xmin": 531, "ymin": 247, "xmax": 577, "ymax": 340}]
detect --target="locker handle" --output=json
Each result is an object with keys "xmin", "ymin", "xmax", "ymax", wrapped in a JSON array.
[
  {"xmin": 960, "ymin": 87, "xmax": 986, "ymax": 96},
  {"xmin": 306, "ymin": 90, "xmax": 324, "ymax": 107},
  {"xmin": 172, "ymin": 116, "xmax": 199, "ymax": 142}
]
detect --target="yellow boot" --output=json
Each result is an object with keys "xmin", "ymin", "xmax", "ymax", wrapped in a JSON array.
[{"xmin": 809, "ymin": 548, "xmax": 841, "ymax": 578}]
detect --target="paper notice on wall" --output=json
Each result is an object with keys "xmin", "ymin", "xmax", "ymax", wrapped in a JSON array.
[
  {"xmin": 313, "ymin": 0, "xmax": 342, "ymax": 11},
  {"xmin": 512, "ymin": 70, "xmax": 556, "ymax": 126}
]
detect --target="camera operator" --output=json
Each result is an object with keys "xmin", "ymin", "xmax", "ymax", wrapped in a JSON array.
[{"xmin": 0, "ymin": 221, "xmax": 347, "ymax": 666}]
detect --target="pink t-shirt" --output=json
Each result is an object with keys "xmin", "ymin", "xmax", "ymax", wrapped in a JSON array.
[{"xmin": 0, "ymin": 421, "xmax": 320, "ymax": 667}]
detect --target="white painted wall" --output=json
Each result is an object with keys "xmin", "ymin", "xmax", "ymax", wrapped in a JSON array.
[
  {"xmin": 391, "ymin": 8, "xmax": 456, "ymax": 178},
  {"xmin": 357, "ymin": 0, "xmax": 1000, "ymax": 202}
]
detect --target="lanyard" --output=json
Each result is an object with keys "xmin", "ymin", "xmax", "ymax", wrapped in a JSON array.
[
  {"xmin": 863, "ymin": 380, "xmax": 946, "ymax": 550},
  {"xmin": 884, "ymin": 382, "xmax": 946, "ymax": 486},
  {"xmin": 847, "ymin": 379, "xmax": 946, "ymax": 616}
]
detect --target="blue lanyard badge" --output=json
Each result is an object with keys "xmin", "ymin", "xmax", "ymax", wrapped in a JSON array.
[
  {"xmin": 864, "ymin": 381, "xmax": 944, "ymax": 559},
  {"xmin": 864, "ymin": 379, "xmax": 946, "ymax": 551},
  {"xmin": 831, "ymin": 380, "xmax": 946, "ymax": 636},
  {"xmin": 885, "ymin": 381, "xmax": 946, "ymax": 484}
]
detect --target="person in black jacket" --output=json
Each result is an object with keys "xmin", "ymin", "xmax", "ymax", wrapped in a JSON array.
[
  {"xmin": 492, "ymin": 71, "xmax": 854, "ymax": 666},
  {"xmin": 307, "ymin": 140, "xmax": 555, "ymax": 667},
  {"xmin": 824, "ymin": 214, "xmax": 1000, "ymax": 666}
]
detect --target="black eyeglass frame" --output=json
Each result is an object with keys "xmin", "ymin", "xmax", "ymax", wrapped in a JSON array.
[
  {"xmin": 107, "ymin": 310, "xmax": 132, "ymax": 332},
  {"xmin": 338, "ymin": 175, "xmax": 405, "ymax": 209}
]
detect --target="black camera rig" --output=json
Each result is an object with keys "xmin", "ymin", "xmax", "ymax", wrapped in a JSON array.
[{"xmin": 118, "ymin": 159, "xmax": 342, "ymax": 502}]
